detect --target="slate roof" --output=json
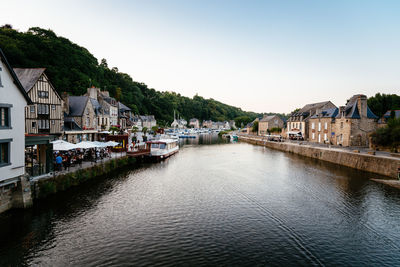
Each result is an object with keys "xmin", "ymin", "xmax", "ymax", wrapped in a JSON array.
[
  {"xmin": 68, "ymin": 96, "xmax": 89, "ymax": 116},
  {"xmin": 13, "ymin": 68, "xmax": 46, "ymax": 92},
  {"xmin": 383, "ymin": 110, "xmax": 400, "ymax": 119},
  {"xmin": 63, "ymin": 115, "xmax": 82, "ymax": 131},
  {"xmin": 140, "ymin": 115, "xmax": 156, "ymax": 122},
  {"xmin": 118, "ymin": 102, "xmax": 131, "ymax": 112},
  {"xmin": 0, "ymin": 48, "xmax": 32, "ymax": 104},
  {"xmin": 90, "ymin": 98, "xmax": 102, "ymax": 115},
  {"xmin": 299, "ymin": 101, "xmax": 331, "ymax": 113},
  {"xmin": 260, "ymin": 115, "xmax": 277, "ymax": 122},
  {"xmin": 310, "ymin": 107, "xmax": 339, "ymax": 119},
  {"xmin": 338, "ymin": 95, "xmax": 378, "ymax": 119},
  {"xmin": 103, "ymin": 96, "xmax": 117, "ymax": 107}
]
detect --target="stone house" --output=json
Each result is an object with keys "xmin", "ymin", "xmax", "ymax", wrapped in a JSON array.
[
  {"xmin": 202, "ymin": 120, "xmax": 213, "ymax": 128},
  {"xmin": 86, "ymin": 87, "xmax": 111, "ymax": 130},
  {"xmin": 287, "ymin": 101, "xmax": 336, "ymax": 140},
  {"xmin": 334, "ymin": 94, "xmax": 378, "ymax": 147},
  {"xmin": 63, "ymin": 95, "xmax": 98, "ymax": 143},
  {"xmin": 171, "ymin": 118, "xmax": 187, "ymax": 128},
  {"xmin": 258, "ymin": 115, "xmax": 284, "ymax": 136},
  {"xmin": 308, "ymin": 107, "xmax": 338, "ymax": 144},
  {"xmin": 189, "ymin": 118, "xmax": 200, "ymax": 128},
  {"xmin": 99, "ymin": 91, "xmax": 118, "ymax": 127},
  {"xmin": 0, "ymin": 49, "xmax": 33, "ymax": 213},
  {"xmin": 118, "ymin": 102, "xmax": 132, "ymax": 131},
  {"xmin": 229, "ymin": 120, "xmax": 236, "ymax": 129},
  {"xmin": 140, "ymin": 115, "xmax": 157, "ymax": 129}
]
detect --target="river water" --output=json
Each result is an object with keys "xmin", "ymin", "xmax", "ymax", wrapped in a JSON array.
[{"xmin": 1, "ymin": 136, "xmax": 400, "ymax": 266}]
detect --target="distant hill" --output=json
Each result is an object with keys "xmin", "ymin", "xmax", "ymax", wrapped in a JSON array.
[{"xmin": 0, "ymin": 25, "xmax": 260, "ymax": 126}]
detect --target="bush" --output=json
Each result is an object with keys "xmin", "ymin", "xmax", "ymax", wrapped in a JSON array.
[{"xmin": 371, "ymin": 118, "xmax": 400, "ymax": 149}]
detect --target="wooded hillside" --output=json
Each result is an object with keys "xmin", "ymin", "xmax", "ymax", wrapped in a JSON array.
[{"xmin": 0, "ymin": 25, "xmax": 260, "ymax": 126}]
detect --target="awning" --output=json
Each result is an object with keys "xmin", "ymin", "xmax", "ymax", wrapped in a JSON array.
[
  {"xmin": 51, "ymin": 140, "xmax": 77, "ymax": 151},
  {"xmin": 75, "ymin": 141, "xmax": 98, "ymax": 149},
  {"xmin": 25, "ymin": 134, "xmax": 56, "ymax": 146}
]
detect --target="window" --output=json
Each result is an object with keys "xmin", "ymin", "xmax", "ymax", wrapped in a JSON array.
[
  {"xmin": 0, "ymin": 66, "xmax": 3, "ymax": 87},
  {"xmin": 86, "ymin": 117, "xmax": 90, "ymax": 127},
  {"xmin": 0, "ymin": 139, "xmax": 11, "ymax": 167},
  {"xmin": 324, "ymin": 122, "xmax": 328, "ymax": 130},
  {"xmin": 0, "ymin": 105, "xmax": 11, "ymax": 129},
  {"xmin": 38, "ymin": 119, "xmax": 49, "ymax": 129},
  {"xmin": 318, "ymin": 122, "xmax": 321, "ymax": 131},
  {"xmin": 340, "ymin": 122, "xmax": 343, "ymax": 129},
  {"xmin": 32, "ymin": 121, "xmax": 36, "ymax": 128},
  {"xmin": 30, "ymin": 106, "xmax": 35, "ymax": 113},
  {"xmin": 312, "ymin": 133, "xmax": 315, "ymax": 140},
  {"xmin": 324, "ymin": 133, "xmax": 327, "ymax": 141},
  {"xmin": 312, "ymin": 122, "xmax": 315, "ymax": 129},
  {"xmin": 38, "ymin": 91, "xmax": 49, "ymax": 98},
  {"xmin": 51, "ymin": 120, "xmax": 55, "ymax": 125},
  {"xmin": 51, "ymin": 105, "xmax": 56, "ymax": 110},
  {"xmin": 37, "ymin": 104, "xmax": 49, "ymax": 115}
]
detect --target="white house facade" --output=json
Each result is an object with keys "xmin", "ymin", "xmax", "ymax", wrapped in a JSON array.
[{"xmin": 0, "ymin": 50, "xmax": 31, "ymax": 184}]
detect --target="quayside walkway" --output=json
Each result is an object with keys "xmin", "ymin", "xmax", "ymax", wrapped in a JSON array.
[{"xmin": 30, "ymin": 152, "xmax": 127, "ymax": 182}]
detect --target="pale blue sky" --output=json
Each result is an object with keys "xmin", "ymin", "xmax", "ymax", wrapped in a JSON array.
[{"xmin": 2, "ymin": 0, "xmax": 399, "ymax": 113}]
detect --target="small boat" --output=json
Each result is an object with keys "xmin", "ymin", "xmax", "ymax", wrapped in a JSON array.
[{"xmin": 147, "ymin": 139, "xmax": 179, "ymax": 160}]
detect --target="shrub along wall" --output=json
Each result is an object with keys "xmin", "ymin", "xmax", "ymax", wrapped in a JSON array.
[{"xmin": 32, "ymin": 157, "xmax": 136, "ymax": 199}]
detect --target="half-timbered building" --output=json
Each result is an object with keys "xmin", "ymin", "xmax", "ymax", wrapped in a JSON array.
[{"xmin": 13, "ymin": 68, "xmax": 63, "ymax": 135}]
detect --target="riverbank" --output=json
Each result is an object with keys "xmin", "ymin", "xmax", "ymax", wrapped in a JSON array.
[
  {"xmin": 31, "ymin": 156, "xmax": 137, "ymax": 200},
  {"xmin": 0, "ymin": 156, "xmax": 137, "ymax": 214},
  {"xmin": 238, "ymin": 134, "xmax": 400, "ymax": 179}
]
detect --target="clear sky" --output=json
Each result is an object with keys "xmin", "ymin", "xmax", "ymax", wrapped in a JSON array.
[{"xmin": 1, "ymin": 0, "xmax": 399, "ymax": 113}]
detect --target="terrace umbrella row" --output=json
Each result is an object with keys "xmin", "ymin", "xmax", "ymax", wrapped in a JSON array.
[{"xmin": 51, "ymin": 140, "xmax": 119, "ymax": 151}]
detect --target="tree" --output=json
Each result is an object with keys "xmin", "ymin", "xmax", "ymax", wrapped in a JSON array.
[
  {"xmin": 115, "ymin": 87, "xmax": 122, "ymax": 101},
  {"xmin": 234, "ymin": 116, "xmax": 252, "ymax": 128},
  {"xmin": 0, "ymin": 26, "xmax": 260, "ymax": 125},
  {"xmin": 151, "ymin": 126, "xmax": 159, "ymax": 136},
  {"xmin": 368, "ymin": 93, "xmax": 400, "ymax": 118},
  {"xmin": 290, "ymin": 108, "xmax": 301, "ymax": 115},
  {"xmin": 142, "ymin": 127, "xmax": 148, "ymax": 135},
  {"xmin": 109, "ymin": 126, "xmax": 119, "ymax": 135},
  {"xmin": 252, "ymin": 121, "xmax": 259, "ymax": 134},
  {"xmin": 371, "ymin": 118, "xmax": 400, "ymax": 151}
]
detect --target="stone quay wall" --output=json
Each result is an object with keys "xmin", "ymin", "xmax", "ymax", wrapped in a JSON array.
[
  {"xmin": 239, "ymin": 135, "xmax": 400, "ymax": 179},
  {"xmin": 0, "ymin": 156, "xmax": 136, "ymax": 214},
  {"xmin": 31, "ymin": 156, "xmax": 136, "ymax": 200}
]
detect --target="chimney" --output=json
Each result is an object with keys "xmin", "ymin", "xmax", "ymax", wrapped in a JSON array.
[
  {"xmin": 357, "ymin": 94, "xmax": 367, "ymax": 118},
  {"xmin": 101, "ymin": 90, "xmax": 110, "ymax": 97},
  {"xmin": 62, "ymin": 92, "xmax": 69, "ymax": 114},
  {"xmin": 87, "ymin": 87, "xmax": 99, "ymax": 99}
]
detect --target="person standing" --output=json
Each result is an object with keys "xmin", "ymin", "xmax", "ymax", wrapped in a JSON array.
[{"xmin": 55, "ymin": 154, "xmax": 63, "ymax": 172}]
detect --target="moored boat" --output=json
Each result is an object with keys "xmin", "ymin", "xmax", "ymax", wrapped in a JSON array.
[{"xmin": 147, "ymin": 139, "xmax": 179, "ymax": 160}]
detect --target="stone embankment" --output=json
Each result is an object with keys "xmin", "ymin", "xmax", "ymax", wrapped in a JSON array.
[
  {"xmin": 239, "ymin": 135, "xmax": 400, "ymax": 179},
  {"xmin": 31, "ymin": 156, "xmax": 136, "ymax": 200},
  {"xmin": 0, "ymin": 156, "xmax": 137, "ymax": 214}
]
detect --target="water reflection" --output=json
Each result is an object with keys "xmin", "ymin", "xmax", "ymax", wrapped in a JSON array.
[{"xmin": 1, "ymin": 140, "xmax": 400, "ymax": 266}]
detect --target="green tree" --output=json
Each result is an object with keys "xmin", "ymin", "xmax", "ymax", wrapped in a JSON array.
[
  {"xmin": 0, "ymin": 26, "xmax": 260, "ymax": 124},
  {"xmin": 252, "ymin": 121, "xmax": 259, "ymax": 134},
  {"xmin": 368, "ymin": 93, "xmax": 400, "ymax": 118}
]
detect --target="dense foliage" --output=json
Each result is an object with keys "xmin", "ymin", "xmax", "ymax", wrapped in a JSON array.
[
  {"xmin": 371, "ymin": 118, "xmax": 400, "ymax": 150},
  {"xmin": 367, "ymin": 93, "xmax": 400, "ymax": 118},
  {"xmin": 0, "ymin": 26, "xmax": 259, "ymax": 126}
]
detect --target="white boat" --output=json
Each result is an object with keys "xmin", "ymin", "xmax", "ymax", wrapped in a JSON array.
[{"xmin": 147, "ymin": 139, "xmax": 179, "ymax": 160}]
